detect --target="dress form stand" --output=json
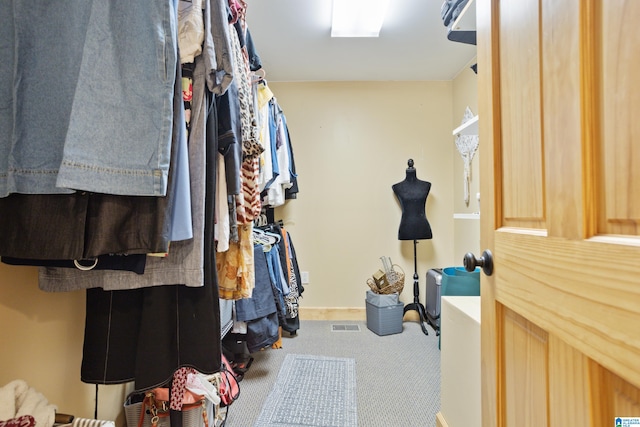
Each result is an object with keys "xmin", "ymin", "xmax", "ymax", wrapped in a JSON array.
[
  {"xmin": 392, "ymin": 159, "xmax": 432, "ymax": 337},
  {"xmin": 403, "ymin": 239, "xmax": 429, "ymax": 335}
]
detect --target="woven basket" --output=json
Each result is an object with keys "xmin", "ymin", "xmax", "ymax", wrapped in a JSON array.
[{"xmin": 366, "ymin": 265, "xmax": 405, "ymax": 295}]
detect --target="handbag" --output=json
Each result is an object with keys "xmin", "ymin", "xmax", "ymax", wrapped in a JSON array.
[
  {"xmin": 211, "ymin": 356, "xmax": 240, "ymax": 407},
  {"xmin": 124, "ymin": 388, "xmax": 213, "ymax": 427}
]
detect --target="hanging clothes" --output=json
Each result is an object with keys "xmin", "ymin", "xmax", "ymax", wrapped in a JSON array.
[
  {"xmin": 0, "ymin": 116, "xmax": 186, "ymax": 259},
  {"xmin": 263, "ymin": 100, "xmax": 292, "ymax": 207},
  {"xmin": 255, "ymin": 92, "xmax": 299, "ymax": 207},
  {"xmin": 215, "ymin": 152, "xmax": 231, "ymax": 252},
  {"xmin": 1, "ymin": 0, "xmax": 299, "ymax": 393},
  {"xmin": 215, "ymin": 15, "xmax": 265, "ymax": 301},
  {"xmin": 256, "ymin": 83, "xmax": 276, "ymax": 192},
  {"xmin": 38, "ymin": 53, "xmax": 209, "ymax": 291},
  {"xmin": 202, "ymin": 0, "xmax": 234, "ymax": 96},
  {"xmin": 281, "ymin": 114, "xmax": 300, "ymax": 200},
  {"xmin": 178, "ymin": 0, "xmax": 205, "ymax": 65},
  {"xmin": 0, "ymin": 2, "xmax": 200, "ymax": 265},
  {"xmin": 272, "ymin": 223, "xmax": 303, "ymax": 334},
  {"xmin": 245, "ymin": 28, "xmax": 262, "ymax": 72},
  {"xmin": 217, "ymin": 80, "xmax": 243, "ymax": 197},
  {"xmin": 249, "ymin": 221, "xmax": 303, "ymax": 335},
  {"xmin": 1, "ymin": 0, "xmax": 178, "ymax": 198},
  {"xmin": 229, "ymin": 19, "xmax": 263, "ymax": 223},
  {"xmin": 79, "ymin": 55, "xmax": 222, "ymax": 391},
  {"xmin": 216, "ymin": 223, "xmax": 255, "ymax": 299},
  {"xmin": 0, "ymin": 47, "xmax": 191, "ymax": 260},
  {"xmin": 234, "ymin": 245, "xmax": 280, "ymax": 353},
  {"xmin": 212, "ymin": 0, "xmax": 242, "ymax": 198},
  {"xmin": 264, "ymin": 242, "xmax": 290, "ymax": 318},
  {"xmin": 81, "ymin": 282, "xmax": 221, "ymax": 390},
  {"xmin": 1, "ymin": 254, "xmax": 147, "ymax": 275}
]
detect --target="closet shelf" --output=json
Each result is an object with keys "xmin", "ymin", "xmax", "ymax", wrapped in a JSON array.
[
  {"xmin": 449, "ymin": 0, "xmax": 476, "ymax": 32},
  {"xmin": 453, "ymin": 114, "xmax": 478, "ymax": 136}
]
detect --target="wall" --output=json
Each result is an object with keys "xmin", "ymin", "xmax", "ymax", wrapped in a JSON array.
[
  {"xmin": 269, "ymin": 81, "xmax": 457, "ymax": 313},
  {"xmin": 0, "ymin": 263, "xmax": 131, "ymax": 423},
  {"xmin": 451, "ymin": 61, "xmax": 481, "ymax": 264}
]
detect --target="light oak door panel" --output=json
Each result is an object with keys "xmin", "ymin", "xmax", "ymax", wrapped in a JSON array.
[
  {"xmin": 600, "ymin": 1, "xmax": 640, "ymax": 237},
  {"xmin": 591, "ymin": 362, "xmax": 640, "ymax": 425},
  {"xmin": 501, "ymin": 308, "xmax": 548, "ymax": 427},
  {"xmin": 548, "ymin": 335, "xmax": 590, "ymax": 426},
  {"xmin": 477, "ymin": 0, "xmax": 640, "ymax": 425},
  {"xmin": 498, "ymin": 0, "xmax": 544, "ymax": 227}
]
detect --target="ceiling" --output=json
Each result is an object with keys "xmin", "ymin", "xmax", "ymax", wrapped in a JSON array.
[{"xmin": 244, "ymin": 0, "xmax": 477, "ymax": 82}]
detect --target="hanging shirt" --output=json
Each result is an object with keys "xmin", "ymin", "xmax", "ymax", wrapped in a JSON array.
[{"xmin": 256, "ymin": 84, "xmax": 275, "ymax": 191}]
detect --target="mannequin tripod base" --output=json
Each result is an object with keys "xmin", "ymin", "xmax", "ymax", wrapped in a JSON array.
[
  {"xmin": 403, "ymin": 276, "xmax": 429, "ymax": 336},
  {"xmin": 402, "ymin": 239, "xmax": 429, "ymax": 336}
]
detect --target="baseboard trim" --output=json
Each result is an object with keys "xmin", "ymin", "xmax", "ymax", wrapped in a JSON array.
[
  {"xmin": 299, "ymin": 307, "xmax": 365, "ymax": 321},
  {"xmin": 436, "ymin": 412, "xmax": 449, "ymax": 427},
  {"xmin": 299, "ymin": 306, "xmax": 421, "ymax": 322}
]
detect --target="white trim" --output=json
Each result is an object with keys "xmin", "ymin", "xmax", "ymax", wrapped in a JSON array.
[{"xmin": 453, "ymin": 213, "xmax": 480, "ymax": 219}]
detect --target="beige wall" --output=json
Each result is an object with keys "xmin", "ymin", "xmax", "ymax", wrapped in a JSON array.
[
  {"xmin": 0, "ymin": 263, "xmax": 131, "ymax": 423},
  {"xmin": 451, "ymin": 61, "xmax": 481, "ymax": 263},
  {"xmin": 0, "ymin": 76, "xmax": 479, "ymax": 421},
  {"xmin": 270, "ymin": 81, "xmax": 458, "ymax": 310}
]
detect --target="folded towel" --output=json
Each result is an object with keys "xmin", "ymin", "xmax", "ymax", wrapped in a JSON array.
[
  {"xmin": 0, "ymin": 380, "xmax": 56, "ymax": 427},
  {"xmin": 0, "ymin": 415, "xmax": 35, "ymax": 427}
]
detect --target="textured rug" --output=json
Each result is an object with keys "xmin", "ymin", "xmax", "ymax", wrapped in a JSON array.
[{"xmin": 253, "ymin": 354, "xmax": 358, "ymax": 427}]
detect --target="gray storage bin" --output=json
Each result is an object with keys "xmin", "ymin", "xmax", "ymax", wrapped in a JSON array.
[
  {"xmin": 365, "ymin": 290, "xmax": 399, "ymax": 307},
  {"xmin": 365, "ymin": 300, "xmax": 403, "ymax": 336}
]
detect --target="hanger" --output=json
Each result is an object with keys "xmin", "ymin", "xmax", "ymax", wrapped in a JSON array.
[
  {"xmin": 254, "ymin": 227, "xmax": 281, "ymax": 245},
  {"xmin": 263, "ymin": 230, "xmax": 281, "ymax": 244},
  {"xmin": 254, "ymin": 212, "xmax": 268, "ymax": 227},
  {"xmin": 251, "ymin": 68, "xmax": 266, "ymax": 84},
  {"xmin": 253, "ymin": 228, "xmax": 277, "ymax": 246}
]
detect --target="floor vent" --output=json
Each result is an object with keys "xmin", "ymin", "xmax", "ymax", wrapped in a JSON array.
[{"xmin": 331, "ymin": 324, "xmax": 361, "ymax": 332}]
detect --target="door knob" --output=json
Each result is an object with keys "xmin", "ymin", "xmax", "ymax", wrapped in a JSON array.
[{"xmin": 463, "ymin": 250, "xmax": 494, "ymax": 276}]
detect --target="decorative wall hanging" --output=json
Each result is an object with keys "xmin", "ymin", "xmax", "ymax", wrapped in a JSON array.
[{"xmin": 455, "ymin": 107, "xmax": 479, "ymax": 206}]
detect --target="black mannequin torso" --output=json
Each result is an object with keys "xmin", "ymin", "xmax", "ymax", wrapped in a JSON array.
[{"xmin": 392, "ymin": 160, "xmax": 432, "ymax": 240}]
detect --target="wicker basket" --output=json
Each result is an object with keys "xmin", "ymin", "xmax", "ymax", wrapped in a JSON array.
[{"xmin": 366, "ymin": 265, "xmax": 405, "ymax": 295}]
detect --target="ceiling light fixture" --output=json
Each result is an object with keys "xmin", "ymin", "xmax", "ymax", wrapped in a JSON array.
[{"xmin": 331, "ymin": 0, "xmax": 391, "ymax": 38}]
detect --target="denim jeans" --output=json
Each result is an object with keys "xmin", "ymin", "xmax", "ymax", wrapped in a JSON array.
[
  {"xmin": 39, "ymin": 54, "xmax": 209, "ymax": 289},
  {"xmin": 0, "ymin": 54, "xmax": 191, "ymax": 261},
  {"xmin": 0, "ymin": 0, "xmax": 90, "ymax": 197},
  {"xmin": 235, "ymin": 246, "xmax": 278, "ymax": 322},
  {"xmin": 1, "ymin": 0, "xmax": 178, "ymax": 197}
]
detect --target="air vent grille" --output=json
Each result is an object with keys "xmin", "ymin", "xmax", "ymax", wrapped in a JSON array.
[{"xmin": 331, "ymin": 324, "xmax": 361, "ymax": 332}]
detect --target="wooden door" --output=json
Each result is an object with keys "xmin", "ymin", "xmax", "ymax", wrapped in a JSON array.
[{"xmin": 476, "ymin": 0, "xmax": 640, "ymax": 425}]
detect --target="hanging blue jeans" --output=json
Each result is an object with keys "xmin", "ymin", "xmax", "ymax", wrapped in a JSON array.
[
  {"xmin": 1, "ymin": 0, "xmax": 178, "ymax": 197},
  {"xmin": 265, "ymin": 244, "xmax": 289, "ymax": 316}
]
